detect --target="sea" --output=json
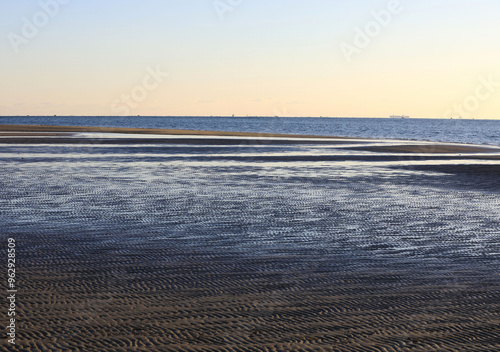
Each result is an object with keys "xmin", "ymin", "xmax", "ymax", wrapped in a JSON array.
[{"xmin": 1, "ymin": 116, "xmax": 499, "ymax": 146}]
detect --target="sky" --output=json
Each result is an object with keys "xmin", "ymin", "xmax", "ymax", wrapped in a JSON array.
[{"xmin": 0, "ymin": 0, "xmax": 499, "ymax": 119}]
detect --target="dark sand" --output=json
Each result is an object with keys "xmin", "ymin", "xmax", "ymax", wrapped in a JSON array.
[
  {"xmin": 0, "ymin": 132, "xmax": 75, "ymax": 137},
  {"xmin": 13, "ymin": 240, "xmax": 500, "ymax": 352},
  {"xmin": 1, "ymin": 126, "xmax": 500, "ymax": 351},
  {"xmin": 346, "ymin": 144, "xmax": 500, "ymax": 154}
]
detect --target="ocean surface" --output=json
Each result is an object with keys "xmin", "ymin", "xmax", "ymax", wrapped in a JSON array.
[{"xmin": 1, "ymin": 116, "xmax": 499, "ymax": 146}]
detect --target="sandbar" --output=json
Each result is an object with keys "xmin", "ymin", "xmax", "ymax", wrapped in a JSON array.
[{"xmin": 0, "ymin": 124, "xmax": 351, "ymax": 139}]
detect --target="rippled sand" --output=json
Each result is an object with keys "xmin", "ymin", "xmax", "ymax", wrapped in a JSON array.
[{"xmin": 1, "ymin": 126, "xmax": 500, "ymax": 351}]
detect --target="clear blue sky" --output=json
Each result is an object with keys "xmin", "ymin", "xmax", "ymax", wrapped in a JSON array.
[{"xmin": 1, "ymin": 0, "xmax": 499, "ymax": 118}]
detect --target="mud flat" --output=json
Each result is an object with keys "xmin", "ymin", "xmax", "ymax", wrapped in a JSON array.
[{"xmin": 1, "ymin": 129, "xmax": 499, "ymax": 351}]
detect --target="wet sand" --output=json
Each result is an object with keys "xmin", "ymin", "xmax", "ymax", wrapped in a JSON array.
[
  {"xmin": 1, "ymin": 126, "xmax": 500, "ymax": 351},
  {"xmin": 0, "ymin": 124, "xmax": 347, "ymax": 139},
  {"xmin": 0, "ymin": 132, "xmax": 75, "ymax": 137},
  {"xmin": 13, "ymin": 242, "xmax": 500, "ymax": 352},
  {"xmin": 346, "ymin": 144, "xmax": 500, "ymax": 154}
]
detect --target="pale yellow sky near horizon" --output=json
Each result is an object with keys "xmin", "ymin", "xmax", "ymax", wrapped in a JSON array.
[{"xmin": 1, "ymin": 0, "xmax": 499, "ymax": 119}]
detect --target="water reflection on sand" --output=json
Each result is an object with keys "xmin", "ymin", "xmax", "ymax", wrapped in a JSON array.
[{"xmin": 1, "ymin": 133, "xmax": 500, "ymax": 351}]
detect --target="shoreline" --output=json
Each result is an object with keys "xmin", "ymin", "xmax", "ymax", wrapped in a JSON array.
[
  {"xmin": 0, "ymin": 124, "xmax": 349, "ymax": 139},
  {"xmin": 2, "ymin": 124, "xmax": 500, "ymax": 155}
]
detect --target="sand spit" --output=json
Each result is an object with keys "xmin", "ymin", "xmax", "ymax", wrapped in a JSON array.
[
  {"xmin": 0, "ymin": 137, "xmax": 365, "ymax": 146},
  {"xmin": 0, "ymin": 124, "xmax": 350, "ymax": 139}
]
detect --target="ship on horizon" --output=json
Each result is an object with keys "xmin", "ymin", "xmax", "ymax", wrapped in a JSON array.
[{"xmin": 389, "ymin": 115, "xmax": 409, "ymax": 119}]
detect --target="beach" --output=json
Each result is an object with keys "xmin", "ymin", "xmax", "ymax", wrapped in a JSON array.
[{"xmin": 1, "ymin": 125, "xmax": 500, "ymax": 351}]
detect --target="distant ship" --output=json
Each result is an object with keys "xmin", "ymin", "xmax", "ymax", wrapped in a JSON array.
[{"xmin": 390, "ymin": 115, "xmax": 409, "ymax": 119}]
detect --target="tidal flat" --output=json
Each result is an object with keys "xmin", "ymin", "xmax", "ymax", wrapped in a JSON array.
[{"xmin": 1, "ymin": 127, "xmax": 500, "ymax": 351}]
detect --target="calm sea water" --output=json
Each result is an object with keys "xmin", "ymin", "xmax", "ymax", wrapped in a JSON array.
[{"xmin": 1, "ymin": 116, "xmax": 499, "ymax": 146}]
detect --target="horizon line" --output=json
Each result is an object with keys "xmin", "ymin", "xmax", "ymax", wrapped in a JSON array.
[{"xmin": 0, "ymin": 115, "xmax": 497, "ymax": 121}]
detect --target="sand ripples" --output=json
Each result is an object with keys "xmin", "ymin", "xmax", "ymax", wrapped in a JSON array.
[{"xmin": 1, "ymin": 134, "xmax": 499, "ymax": 351}]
